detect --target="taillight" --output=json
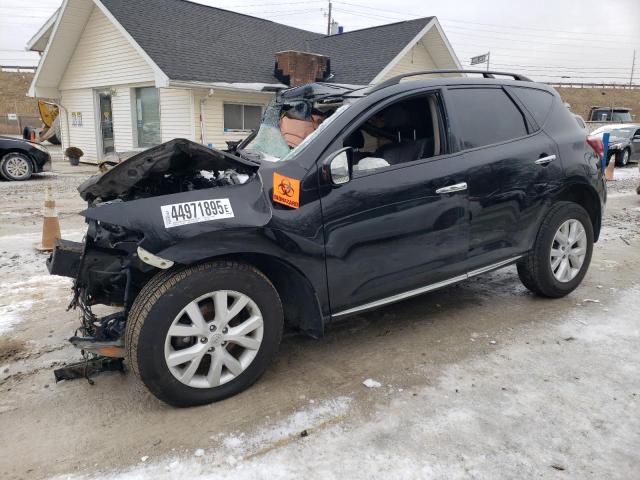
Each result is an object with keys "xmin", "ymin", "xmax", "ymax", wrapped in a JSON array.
[{"xmin": 587, "ymin": 136, "xmax": 604, "ymax": 158}]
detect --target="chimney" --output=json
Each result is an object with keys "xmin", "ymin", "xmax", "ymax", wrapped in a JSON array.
[{"xmin": 274, "ymin": 51, "xmax": 331, "ymax": 87}]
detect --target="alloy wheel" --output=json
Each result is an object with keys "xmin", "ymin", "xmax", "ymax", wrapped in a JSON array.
[
  {"xmin": 4, "ymin": 155, "xmax": 30, "ymax": 179},
  {"xmin": 621, "ymin": 150, "xmax": 629, "ymax": 166},
  {"xmin": 164, "ymin": 290, "xmax": 264, "ymax": 388},
  {"xmin": 550, "ymin": 219, "xmax": 587, "ymax": 283}
]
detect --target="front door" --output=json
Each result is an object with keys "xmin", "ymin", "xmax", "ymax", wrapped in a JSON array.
[
  {"xmin": 98, "ymin": 92, "xmax": 114, "ymax": 156},
  {"xmin": 632, "ymin": 127, "xmax": 640, "ymax": 161},
  {"xmin": 320, "ymin": 91, "xmax": 470, "ymax": 316}
]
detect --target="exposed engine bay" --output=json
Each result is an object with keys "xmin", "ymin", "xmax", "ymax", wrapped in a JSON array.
[{"xmin": 79, "ymin": 139, "xmax": 258, "ymax": 204}]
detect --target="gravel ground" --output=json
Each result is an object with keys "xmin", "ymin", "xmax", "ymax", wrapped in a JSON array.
[{"xmin": 0, "ymin": 164, "xmax": 638, "ymax": 480}]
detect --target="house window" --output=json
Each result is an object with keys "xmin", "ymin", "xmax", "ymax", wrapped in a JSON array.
[
  {"xmin": 135, "ymin": 87, "xmax": 160, "ymax": 147},
  {"xmin": 223, "ymin": 103, "xmax": 262, "ymax": 132}
]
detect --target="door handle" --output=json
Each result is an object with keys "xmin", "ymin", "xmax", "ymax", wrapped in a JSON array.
[
  {"xmin": 535, "ymin": 154, "xmax": 556, "ymax": 165},
  {"xmin": 436, "ymin": 182, "xmax": 468, "ymax": 194}
]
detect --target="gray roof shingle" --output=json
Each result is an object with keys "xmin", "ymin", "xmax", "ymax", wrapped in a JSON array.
[{"xmin": 100, "ymin": 0, "xmax": 433, "ymax": 85}]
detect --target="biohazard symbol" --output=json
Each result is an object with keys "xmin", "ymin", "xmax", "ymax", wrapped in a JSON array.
[
  {"xmin": 272, "ymin": 172, "xmax": 300, "ymax": 208},
  {"xmin": 278, "ymin": 178, "xmax": 295, "ymax": 198}
]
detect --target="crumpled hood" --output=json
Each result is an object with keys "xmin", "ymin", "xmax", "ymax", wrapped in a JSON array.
[{"xmin": 78, "ymin": 138, "xmax": 258, "ymax": 201}]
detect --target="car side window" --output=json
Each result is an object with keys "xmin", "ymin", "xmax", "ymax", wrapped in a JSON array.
[
  {"xmin": 511, "ymin": 87, "xmax": 554, "ymax": 127},
  {"xmin": 447, "ymin": 87, "xmax": 528, "ymax": 150},
  {"xmin": 342, "ymin": 93, "xmax": 445, "ymax": 177}
]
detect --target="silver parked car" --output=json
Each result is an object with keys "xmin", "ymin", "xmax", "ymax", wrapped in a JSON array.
[{"xmin": 590, "ymin": 124, "xmax": 640, "ymax": 166}]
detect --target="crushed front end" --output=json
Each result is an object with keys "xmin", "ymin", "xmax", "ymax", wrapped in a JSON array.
[{"xmin": 47, "ymin": 139, "xmax": 261, "ymax": 381}]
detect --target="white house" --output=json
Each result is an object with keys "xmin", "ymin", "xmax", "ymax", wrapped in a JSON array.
[{"xmin": 28, "ymin": 0, "xmax": 461, "ymax": 163}]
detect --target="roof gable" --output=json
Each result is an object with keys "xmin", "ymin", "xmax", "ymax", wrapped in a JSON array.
[
  {"xmin": 308, "ymin": 18, "xmax": 434, "ymax": 85},
  {"xmin": 59, "ymin": 5, "xmax": 155, "ymax": 89}
]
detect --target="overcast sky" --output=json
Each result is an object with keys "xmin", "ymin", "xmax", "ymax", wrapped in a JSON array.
[{"xmin": 1, "ymin": 0, "xmax": 639, "ymax": 83}]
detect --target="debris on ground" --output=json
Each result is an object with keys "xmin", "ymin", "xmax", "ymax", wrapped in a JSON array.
[{"xmin": 362, "ymin": 378, "xmax": 382, "ymax": 388}]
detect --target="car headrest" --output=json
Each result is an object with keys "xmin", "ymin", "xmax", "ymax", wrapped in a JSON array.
[
  {"xmin": 344, "ymin": 129, "xmax": 365, "ymax": 149},
  {"xmin": 382, "ymin": 104, "xmax": 408, "ymax": 129}
]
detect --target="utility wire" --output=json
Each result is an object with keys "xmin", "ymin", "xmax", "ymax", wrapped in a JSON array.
[
  {"xmin": 443, "ymin": 26, "xmax": 640, "ymax": 49},
  {"xmin": 335, "ymin": 0, "xmax": 640, "ymax": 40}
]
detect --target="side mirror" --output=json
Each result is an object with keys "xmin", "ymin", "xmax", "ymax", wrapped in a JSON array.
[{"xmin": 324, "ymin": 147, "xmax": 353, "ymax": 185}]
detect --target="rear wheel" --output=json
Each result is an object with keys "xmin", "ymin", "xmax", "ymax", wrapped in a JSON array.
[
  {"xmin": 125, "ymin": 261, "xmax": 283, "ymax": 407},
  {"xmin": 517, "ymin": 202, "xmax": 593, "ymax": 298},
  {"xmin": 1, "ymin": 152, "xmax": 33, "ymax": 181}
]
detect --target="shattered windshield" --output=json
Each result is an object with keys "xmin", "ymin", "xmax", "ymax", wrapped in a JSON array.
[{"xmin": 240, "ymin": 101, "xmax": 351, "ymax": 163}]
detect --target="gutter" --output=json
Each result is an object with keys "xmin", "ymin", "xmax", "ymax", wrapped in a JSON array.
[{"xmin": 168, "ymin": 80, "xmax": 286, "ymax": 94}]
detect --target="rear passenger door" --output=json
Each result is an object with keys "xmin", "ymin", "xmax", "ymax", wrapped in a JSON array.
[{"xmin": 445, "ymin": 85, "xmax": 562, "ymax": 270}]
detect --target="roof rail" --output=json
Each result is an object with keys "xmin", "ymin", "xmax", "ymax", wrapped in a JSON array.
[{"xmin": 370, "ymin": 70, "xmax": 533, "ymax": 92}]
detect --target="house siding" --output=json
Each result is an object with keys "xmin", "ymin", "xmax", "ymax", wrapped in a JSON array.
[
  {"xmin": 193, "ymin": 89, "xmax": 274, "ymax": 149},
  {"xmin": 111, "ymin": 86, "xmax": 134, "ymax": 152},
  {"xmin": 160, "ymin": 88, "xmax": 195, "ymax": 142},
  {"xmin": 59, "ymin": 6, "xmax": 154, "ymax": 90},
  {"xmin": 59, "ymin": 88, "xmax": 97, "ymax": 161},
  {"xmin": 379, "ymin": 41, "xmax": 438, "ymax": 81}
]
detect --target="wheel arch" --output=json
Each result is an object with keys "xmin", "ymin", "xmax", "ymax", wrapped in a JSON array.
[
  {"xmin": 156, "ymin": 252, "xmax": 326, "ymax": 338},
  {"xmin": 228, "ymin": 253, "xmax": 326, "ymax": 338},
  {"xmin": 552, "ymin": 182, "xmax": 602, "ymax": 241}
]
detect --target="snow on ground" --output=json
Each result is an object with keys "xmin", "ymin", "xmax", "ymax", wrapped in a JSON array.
[
  {"xmin": 54, "ymin": 287, "xmax": 640, "ymax": 480},
  {"xmin": 0, "ymin": 229, "xmax": 84, "ymax": 335},
  {"xmin": 613, "ymin": 164, "xmax": 640, "ymax": 181}
]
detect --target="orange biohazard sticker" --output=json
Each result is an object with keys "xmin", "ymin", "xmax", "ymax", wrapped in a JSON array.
[{"xmin": 272, "ymin": 172, "xmax": 301, "ymax": 209}]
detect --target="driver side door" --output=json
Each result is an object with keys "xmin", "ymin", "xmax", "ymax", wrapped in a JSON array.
[{"xmin": 319, "ymin": 90, "xmax": 471, "ymax": 317}]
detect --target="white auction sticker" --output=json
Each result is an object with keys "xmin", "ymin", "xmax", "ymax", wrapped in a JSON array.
[{"xmin": 161, "ymin": 198, "xmax": 234, "ymax": 228}]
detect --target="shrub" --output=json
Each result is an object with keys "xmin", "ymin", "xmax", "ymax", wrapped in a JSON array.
[{"xmin": 64, "ymin": 146, "xmax": 84, "ymax": 158}]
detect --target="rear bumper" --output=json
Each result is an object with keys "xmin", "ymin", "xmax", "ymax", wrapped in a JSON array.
[{"xmin": 47, "ymin": 239, "xmax": 83, "ymax": 278}]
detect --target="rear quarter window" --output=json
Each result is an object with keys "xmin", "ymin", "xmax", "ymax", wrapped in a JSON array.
[
  {"xmin": 447, "ymin": 87, "xmax": 528, "ymax": 149},
  {"xmin": 511, "ymin": 87, "xmax": 554, "ymax": 126}
]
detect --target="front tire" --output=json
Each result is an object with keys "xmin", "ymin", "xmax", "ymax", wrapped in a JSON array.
[
  {"xmin": 1, "ymin": 152, "xmax": 33, "ymax": 181},
  {"xmin": 125, "ymin": 261, "xmax": 283, "ymax": 407},
  {"xmin": 517, "ymin": 202, "xmax": 593, "ymax": 298},
  {"xmin": 616, "ymin": 148, "xmax": 630, "ymax": 167}
]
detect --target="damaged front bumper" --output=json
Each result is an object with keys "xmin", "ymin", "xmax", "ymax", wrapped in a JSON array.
[{"xmin": 47, "ymin": 239, "xmax": 83, "ymax": 278}]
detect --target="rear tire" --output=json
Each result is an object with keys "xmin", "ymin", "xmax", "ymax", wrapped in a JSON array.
[
  {"xmin": 125, "ymin": 261, "xmax": 283, "ymax": 407},
  {"xmin": 517, "ymin": 202, "xmax": 593, "ymax": 298}
]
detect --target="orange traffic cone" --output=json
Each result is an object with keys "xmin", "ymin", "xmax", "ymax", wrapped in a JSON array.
[
  {"xmin": 35, "ymin": 185, "xmax": 61, "ymax": 252},
  {"xmin": 605, "ymin": 153, "xmax": 615, "ymax": 181}
]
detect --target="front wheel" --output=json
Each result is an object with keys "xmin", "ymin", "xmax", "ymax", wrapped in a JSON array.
[
  {"xmin": 517, "ymin": 202, "xmax": 594, "ymax": 298},
  {"xmin": 1, "ymin": 152, "xmax": 33, "ymax": 181},
  {"xmin": 125, "ymin": 261, "xmax": 283, "ymax": 407},
  {"xmin": 616, "ymin": 148, "xmax": 630, "ymax": 167}
]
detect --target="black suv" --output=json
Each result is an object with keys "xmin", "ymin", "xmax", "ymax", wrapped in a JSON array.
[{"xmin": 48, "ymin": 71, "xmax": 605, "ymax": 407}]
